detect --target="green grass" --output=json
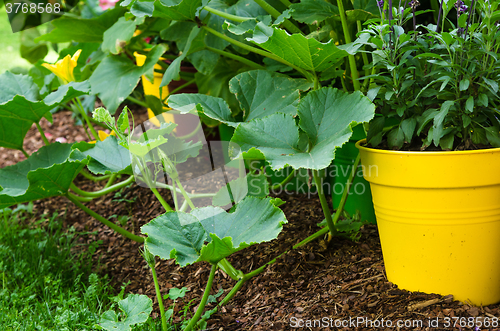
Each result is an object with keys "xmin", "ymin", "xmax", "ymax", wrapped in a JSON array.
[
  {"xmin": 0, "ymin": 204, "xmax": 166, "ymax": 331},
  {"xmin": 0, "ymin": 205, "xmax": 115, "ymax": 330}
]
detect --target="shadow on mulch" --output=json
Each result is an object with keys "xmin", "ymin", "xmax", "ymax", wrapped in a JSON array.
[{"xmin": 1, "ymin": 108, "xmax": 499, "ymax": 331}]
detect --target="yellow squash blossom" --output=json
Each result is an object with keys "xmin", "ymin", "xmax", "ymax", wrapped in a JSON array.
[{"xmin": 42, "ymin": 49, "xmax": 82, "ymax": 84}]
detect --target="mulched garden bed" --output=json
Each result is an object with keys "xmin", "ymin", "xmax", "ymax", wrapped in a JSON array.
[{"xmin": 1, "ymin": 108, "xmax": 499, "ymax": 331}]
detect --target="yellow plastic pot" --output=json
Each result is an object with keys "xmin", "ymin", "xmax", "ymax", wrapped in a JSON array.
[
  {"xmin": 356, "ymin": 139, "xmax": 500, "ymax": 306},
  {"xmin": 134, "ymin": 53, "xmax": 175, "ymax": 124}
]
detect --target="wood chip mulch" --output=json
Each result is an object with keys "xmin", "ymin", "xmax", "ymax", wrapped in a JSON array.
[{"xmin": 1, "ymin": 108, "xmax": 499, "ymax": 331}]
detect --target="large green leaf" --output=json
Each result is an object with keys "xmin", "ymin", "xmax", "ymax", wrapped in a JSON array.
[
  {"xmin": 141, "ymin": 211, "xmax": 207, "ymax": 266},
  {"xmin": 0, "ymin": 79, "xmax": 90, "ymax": 150},
  {"xmin": 89, "ymin": 44, "xmax": 167, "ymax": 114},
  {"xmin": 99, "ymin": 294, "xmax": 152, "ymax": 331},
  {"xmin": 212, "ymin": 172, "xmax": 269, "ymax": 206},
  {"xmin": 231, "ymin": 88, "xmax": 375, "ymax": 170},
  {"xmin": 102, "ymin": 16, "xmax": 144, "ymax": 55},
  {"xmin": 167, "ymin": 94, "xmax": 236, "ymax": 125},
  {"xmin": 289, "ymin": 0, "xmax": 339, "ymax": 24},
  {"xmin": 0, "ymin": 143, "xmax": 87, "ymax": 209},
  {"xmin": 228, "ymin": 70, "xmax": 312, "ymax": 123},
  {"xmin": 160, "ymin": 26, "xmax": 200, "ymax": 88},
  {"xmin": 74, "ymin": 137, "xmax": 132, "ymax": 175},
  {"xmin": 35, "ymin": 8, "xmax": 125, "ymax": 43},
  {"xmin": 153, "ymin": 0, "xmax": 203, "ymax": 21},
  {"xmin": 194, "ymin": 197, "xmax": 287, "ymax": 264},
  {"xmin": 0, "ymin": 71, "xmax": 39, "ymax": 103},
  {"xmin": 249, "ymin": 27, "xmax": 350, "ymax": 73},
  {"xmin": 142, "ymin": 197, "xmax": 286, "ymax": 266}
]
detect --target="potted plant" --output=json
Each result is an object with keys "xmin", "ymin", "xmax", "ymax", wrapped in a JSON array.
[{"xmin": 356, "ymin": 0, "xmax": 500, "ymax": 305}]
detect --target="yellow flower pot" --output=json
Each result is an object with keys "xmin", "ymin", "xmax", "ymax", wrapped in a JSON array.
[{"xmin": 356, "ymin": 139, "xmax": 500, "ymax": 306}]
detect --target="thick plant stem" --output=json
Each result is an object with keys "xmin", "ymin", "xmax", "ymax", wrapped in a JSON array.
[
  {"xmin": 175, "ymin": 179, "xmax": 196, "ymax": 210},
  {"xmin": 75, "ymin": 97, "xmax": 98, "ymax": 140},
  {"xmin": 167, "ymin": 78, "xmax": 197, "ymax": 95},
  {"xmin": 70, "ymin": 176, "xmax": 134, "ymax": 198},
  {"xmin": 253, "ymin": 0, "xmax": 303, "ymax": 34},
  {"xmin": 335, "ymin": 0, "xmax": 361, "ymax": 91},
  {"xmin": 205, "ymin": 46, "xmax": 265, "ymax": 70},
  {"xmin": 332, "ymin": 154, "xmax": 361, "ymax": 225},
  {"xmin": 184, "ymin": 264, "xmax": 217, "ymax": 331},
  {"xmin": 151, "ymin": 187, "xmax": 173, "ymax": 211},
  {"xmin": 202, "ymin": 26, "xmax": 313, "ymax": 81},
  {"xmin": 80, "ymin": 169, "xmax": 111, "ymax": 181},
  {"xmin": 217, "ymin": 258, "xmax": 244, "ymax": 281},
  {"xmin": 103, "ymin": 173, "xmax": 117, "ymax": 189},
  {"xmin": 150, "ymin": 261, "xmax": 168, "ymax": 331},
  {"xmin": 270, "ymin": 170, "xmax": 297, "ymax": 191},
  {"xmin": 67, "ymin": 193, "xmax": 144, "ymax": 243},
  {"xmin": 126, "ymin": 96, "xmax": 149, "ymax": 109},
  {"xmin": 203, "ymin": 6, "xmax": 253, "ymax": 22},
  {"xmin": 36, "ymin": 122, "xmax": 50, "ymax": 146},
  {"xmin": 312, "ymin": 170, "xmax": 337, "ymax": 237}
]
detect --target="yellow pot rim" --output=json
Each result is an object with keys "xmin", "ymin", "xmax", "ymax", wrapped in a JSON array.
[{"xmin": 355, "ymin": 139, "xmax": 500, "ymax": 156}]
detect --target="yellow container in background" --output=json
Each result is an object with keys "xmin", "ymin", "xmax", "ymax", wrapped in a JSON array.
[
  {"xmin": 134, "ymin": 52, "xmax": 175, "ymax": 124},
  {"xmin": 356, "ymin": 139, "xmax": 500, "ymax": 306}
]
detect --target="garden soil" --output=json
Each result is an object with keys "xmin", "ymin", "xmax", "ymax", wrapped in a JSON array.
[{"xmin": 1, "ymin": 108, "xmax": 499, "ymax": 331}]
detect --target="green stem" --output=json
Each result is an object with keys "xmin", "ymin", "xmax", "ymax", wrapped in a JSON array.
[
  {"xmin": 184, "ymin": 264, "xmax": 217, "ymax": 331},
  {"xmin": 203, "ymin": 6, "xmax": 253, "ymax": 22},
  {"xmin": 278, "ymin": 0, "xmax": 292, "ymax": 7},
  {"xmin": 150, "ymin": 261, "xmax": 168, "ymax": 331},
  {"xmin": 270, "ymin": 170, "xmax": 296, "ymax": 191},
  {"xmin": 202, "ymin": 26, "xmax": 312, "ymax": 81},
  {"xmin": 67, "ymin": 193, "xmax": 94, "ymax": 202},
  {"xmin": 175, "ymin": 120, "xmax": 201, "ymax": 140},
  {"xmin": 103, "ymin": 173, "xmax": 117, "ymax": 189},
  {"xmin": 70, "ymin": 176, "xmax": 134, "ymax": 198},
  {"xmin": 335, "ymin": 0, "xmax": 361, "ymax": 91},
  {"xmin": 196, "ymin": 224, "xmax": 340, "ymax": 328},
  {"xmin": 21, "ymin": 148, "xmax": 29, "ymax": 158},
  {"xmin": 151, "ymin": 187, "xmax": 173, "ymax": 211},
  {"xmin": 357, "ymin": 21, "xmax": 371, "ymax": 92},
  {"xmin": 312, "ymin": 170, "xmax": 337, "ymax": 237},
  {"xmin": 75, "ymin": 97, "xmax": 98, "ymax": 140},
  {"xmin": 253, "ymin": 0, "xmax": 303, "ymax": 34},
  {"xmin": 153, "ymin": 182, "xmax": 216, "ymax": 199},
  {"xmin": 167, "ymin": 78, "xmax": 197, "ymax": 95},
  {"xmin": 217, "ymin": 258, "xmax": 244, "ymax": 281},
  {"xmin": 175, "ymin": 179, "xmax": 196, "ymax": 210},
  {"xmin": 67, "ymin": 193, "xmax": 144, "ymax": 243},
  {"xmin": 332, "ymin": 153, "xmax": 361, "ymax": 225},
  {"xmin": 126, "ymin": 96, "xmax": 149, "ymax": 109},
  {"xmin": 36, "ymin": 122, "xmax": 50, "ymax": 146},
  {"xmin": 80, "ymin": 169, "xmax": 111, "ymax": 182},
  {"xmin": 171, "ymin": 180, "xmax": 179, "ymax": 210},
  {"xmin": 179, "ymin": 199, "xmax": 189, "ymax": 212},
  {"xmin": 205, "ymin": 46, "xmax": 265, "ymax": 70}
]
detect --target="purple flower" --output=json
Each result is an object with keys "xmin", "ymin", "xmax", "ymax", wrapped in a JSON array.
[
  {"xmin": 455, "ymin": 0, "xmax": 468, "ymax": 14},
  {"xmin": 377, "ymin": 0, "xmax": 384, "ymax": 8}
]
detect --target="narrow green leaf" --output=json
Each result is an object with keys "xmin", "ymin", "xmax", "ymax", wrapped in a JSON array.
[
  {"xmin": 459, "ymin": 78, "xmax": 470, "ymax": 91},
  {"xmin": 483, "ymin": 77, "xmax": 499, "ymax": 93},
  {"xmin": 465, "ymin": 96, "xmax": 474, "ymax": 113},
  {"xmin": 400, "ymin": 118, "xmax": 417, "ymax": 142},
  {"xmin": 433, "ymin": 100, "xmax": 454, "ymax": 146},
  {"xmin": 387, "ymin": 126, "xmax": 404, "ymax": 149}
]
